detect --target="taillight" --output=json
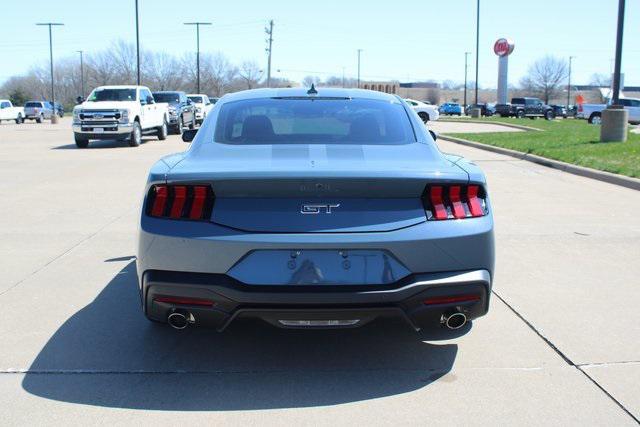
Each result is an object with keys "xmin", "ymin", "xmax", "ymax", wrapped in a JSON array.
[
  {"xmin": 147, "ymin": 184, "xmax": 214, "ymax": 221},
  {"xmin": 423, "ymin": 184, "xmax": 488, "ymax": 220},
  {"xmin": 578, "ymin": 104, "xmax": 583, "ymax": 112}
]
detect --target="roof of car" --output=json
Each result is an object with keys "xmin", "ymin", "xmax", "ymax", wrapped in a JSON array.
[{"xmin": 221, "ymin": 87, "xmax": 399, "ymax": 103}]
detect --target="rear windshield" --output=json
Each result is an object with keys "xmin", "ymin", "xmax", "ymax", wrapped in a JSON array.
[
  {"xmin": 153, "ymin": 93, "xmax": 180, "ymax": 103},
  {"xmin": 188, "ymin": 96, "xmax": 203, "ymax": 103},
  {"xmin": 214, "ymin": 98, "xmax": 415, "ymax": 145},
  {"xmin": 511, "ymin": 98, "xmax": 525, "ymax": 104},
  {"xmin": 88, "ymin": 88, "xmax": 136, "ymax": 102},
  {"xmin": 25, "ymin": 102, "xmax": 42, "ymax": 107}
]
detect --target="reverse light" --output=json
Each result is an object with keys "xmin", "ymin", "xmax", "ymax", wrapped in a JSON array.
[
  {"xmin": 423, "ymin": 184, "xmax": 488, "ymax": 220},
  {"xmin": 147, "ymin": 184, "xmax": 214, "ymax": 221}
]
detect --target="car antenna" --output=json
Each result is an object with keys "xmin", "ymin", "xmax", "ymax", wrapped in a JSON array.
[{"xmin": 307, "ymin": 84, "xmax": 318, "ymax": 95}]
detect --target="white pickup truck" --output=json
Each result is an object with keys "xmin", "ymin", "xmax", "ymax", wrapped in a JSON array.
[
  {"xmin": 0, "ymin": 100, "xmax": 25, "ymax": 124},
  {"xmin": 577, "ymin": 98, "xmax": 640, "ymax": 124},
  {"xmin": 72, "ymin": 85, "xmax": 169, "ymax": 148}
]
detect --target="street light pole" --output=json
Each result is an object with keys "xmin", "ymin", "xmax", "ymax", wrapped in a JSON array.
[
  {"xmin": 36, "ymin": 22, "xmax": 63, "ymax": 124},
  {"xmin": 357, "ymin": 49, "xmax": 363, "ymax": 88},
  {"xmin": 464, "ymin": 51, "xmax": 471, "ymax": 109},
  {"xmin": 567, "ymin": 56, "xmax": 575, "ymax": 110},
  {"xmin": 135, "ymin": 0, "xmax": 140, "ymax": 85},
  {"xmin": 184, "ymin": 22, "xmax": 212, "ymax": 94},
  {"xmin": 474, "ymin": 0, "xmax": 480, "ymax": 104},
  {"xmin": 611, "ymin": 0, "xmax": 625, "ymax": 105},
  {"xmin": 77, "ymin": 50, "xmax": 85, "ymax": 99}
]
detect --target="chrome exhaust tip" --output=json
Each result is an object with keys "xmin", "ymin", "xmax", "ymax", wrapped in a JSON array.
[
  {"xmin": 167, "ymin": 310, "xmax": 194, "ymax": 330},
  {"xmin": 441, "ymin": 312, "xmax": 467, "ymax": 330}
]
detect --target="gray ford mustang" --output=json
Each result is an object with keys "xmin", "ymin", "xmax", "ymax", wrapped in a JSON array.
[{"xmin": 136, "ymin": 87, "xmax": 495, "ymax": 332}]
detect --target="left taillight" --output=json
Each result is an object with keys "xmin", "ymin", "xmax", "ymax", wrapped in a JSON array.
[
  {"xmin": 146, "ymin": 184, "xmax": 214, "ymax": 221},
  {"xmin": 422, "ymin": 184, "xmax": 488, "ymax": 220}
]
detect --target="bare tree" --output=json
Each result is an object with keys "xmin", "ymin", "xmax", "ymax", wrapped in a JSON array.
[
  {"xmin": 589, "ymin": 73, "xmax": 611, "ymax": 88},
  {"xmin": 302, "ymin": 75, "xmax": 322, "ymax": 87},
  {"xmin": 238, "ymin": 61, "xmax": 263, "ymax": 89},
  {"xmin": 520, "ymin": 56, "xmax": 568, "ymax": 103}
]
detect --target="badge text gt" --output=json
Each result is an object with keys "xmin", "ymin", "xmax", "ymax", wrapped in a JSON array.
[{"xmin": 300, "ymin": 203, "xmax": 340, "ymax": 214}]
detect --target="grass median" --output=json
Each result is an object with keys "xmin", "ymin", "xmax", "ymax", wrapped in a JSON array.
[{"xmin": 443, "ymin": 118, "xmax": 640, "ymax": 178}]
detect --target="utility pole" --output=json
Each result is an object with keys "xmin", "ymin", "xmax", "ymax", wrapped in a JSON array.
[
  {"xmin": 135, "ymin": 0, "xmax": 140, "ymax": 85},
  {"xmin": 464, "ymin": 51, "xmax": 471, "ymax": 109},
  {"xmin": 342, "ymin": 67, "xmax": 346, "ymax": 88},
  {"xmin": 611, "ymin": 0, "xmax": 625, "ymax": 105},
  {"xmin": 567, "ymin": 56, "xmax": 575, "ymax": 110},
  {"xmin": 474, "ymin": 0, "xmax": 480, "ymax": 104},
  {"xmin": 265, "ymin": 20, "xmax": 274, "ymax": 87},
  {"xmin": 77, "ymin": 50, "xmax": 85, "ymax": 99},
  {"xmin": 184, "ymin": 22, "xmax": 212, "ymax": 94},
  {"xmin": 357, "ymin": 49, "xmax": 363, "ymax": 88},
  {"xmin": 36, "ymin": 22, "xmax": 63, "ymax": 124}
]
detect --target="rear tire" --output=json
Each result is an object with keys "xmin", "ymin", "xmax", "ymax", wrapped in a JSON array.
[
  {"xmin": 516, "ymin": 110, "xmax": 525, "ymax": 119},
  {"xmin": 545, "ymin": 110, "xmax": 554, "ymax": 121},
  {"xmin": 129, "ymin": 121, "xmax": 142, "ymax": 147},
  {"xmin": 588, "ymin": 113, "xmax": 602, "ymax": 125},
  {"xmin": 74, "ymin": 134, "xmax": 89, "ymax": 148},
  {"xmin": 173, "ymin": 117, "xmax": 183, "ymax": 135},
  {"xmin": 15, "ymin": 114, "xmax": 23, "ymax": 124},
  {"xmin": 36, "ymin": 113, "xmax": 43, "ymax": 123},
  {"xmin": 157, "ymin": 120, "xmax": 168, "ymax": 141}
]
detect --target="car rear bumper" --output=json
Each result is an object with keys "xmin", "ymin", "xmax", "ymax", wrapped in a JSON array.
[{"xmin": 142, "ymin": 268, "xmax": 491, "ymax": 331}]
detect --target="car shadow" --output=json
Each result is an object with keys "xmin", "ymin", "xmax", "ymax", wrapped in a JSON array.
[
  {"xmin": 22, "ymin": 261, "xmax": 463, "ymax": 411},
  {"xmin": 52, "ymin": 137, "xmax": 157, "ymax": 150}
]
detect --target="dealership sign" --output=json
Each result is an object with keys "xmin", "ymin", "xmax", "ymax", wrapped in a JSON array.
[{"xmin": 494, "ymin": 38, "xmax": 515, "ymax": 57}]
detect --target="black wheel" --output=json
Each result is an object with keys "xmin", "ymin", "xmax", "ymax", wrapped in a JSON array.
[
  {"xmin": 74, "ymin": 134, "xmax": 89, "ymax": 148},
  {"xmin": 174, "ymin": 116, "xmax": 183, "ymax": 135},
  {"xmin": 129, "ymin": 121, "xmax": 142, "ymax": 147},
  {"xmin": 36, "ymin": 113, "xmax": 43, "ymax": 123},
  {"xmin": 418, "ymin": 112, "xmax": 429, "ymax": 124},
  {"xmin": 15, "ymin": 114, "xmax": 23, "ymax": 124},
  {"xmin": 157, "ymin": 120, "xmax": 168, "ymax": 141},
  {"xmin": 588, "ymin": 113, "xmax": 602, "ymax": 125},
  {"xmin": 545, "ymin": 110, "xmax": 554, "ymax": 121},
  {"xmin": 516, "ymin": 110, "xmax": 525, "ymax": 119}
]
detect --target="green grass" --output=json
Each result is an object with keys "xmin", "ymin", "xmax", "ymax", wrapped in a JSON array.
[{"xmin": 444, "ymin": 118, "xmax": 640, "ymax": 178}]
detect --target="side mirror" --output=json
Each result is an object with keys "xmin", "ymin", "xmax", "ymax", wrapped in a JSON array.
[
  {"xmin": 428, "ymin": 130, "xmax": 438, "ymax": 141},
  {"xmin": 76, "ymin": 96, "xmax": 84, "ymax": 104},
  {"xmin": 146, "ymin": 95, "xmax": 155, "ymax": 104},
  {"xmin": 182, "ymin": 129, "xmax": 198, "ymax": 142}
]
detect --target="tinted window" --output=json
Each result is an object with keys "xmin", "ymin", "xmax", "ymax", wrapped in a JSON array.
[
  {"xmin": 1, "ymin": 102, "xmax": 9, "ymax": 108},
  {"xmin": 214, "ymin": 98, "xmax": 416, "ymax": 145},
  {"xmin": 153, "ymin": 92, "xmax": 180, "ymax": 103},
  {"xmin": 88, "ymin": 89, "xmax": 136, "ymax": 102},
  {"xmin": 511, "ymin": 98, "xmax": 525, "ymax": 104},
  {"xmin": 140, "ymin": 89, "xmax": 152, "ymax": 103},
  {"xmin": 188, "ymin": 96, "xmax": 204, "ymax": 103},
  {"xmin": 25, "ymin": 102, "xmax": 42, "ymax": 107}
]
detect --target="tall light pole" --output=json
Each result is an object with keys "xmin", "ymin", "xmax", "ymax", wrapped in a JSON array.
[
  {"xmin": 474, "ymin": 0, "xmax": 480, "ymax": 104},
  {"xmin": 265, "ymin": 20, "xmax": 274, "ymax": 87},
  {"xmin": 342, "ymin": 67, "xmax": 346, "ymax": 88},
  {"xmin": 135, "ymin": 0, "xmax": 140, "ymax": 85},
  {"xmin": 566, "ymin": 56, "xmax": 575, "ymax": 110},
  {"xmin": 357, "ymin": 49, "xmax": 363, "ymax": 88},
  {"xmin": 184, "ymin": 22, "xmax": 212, "ymax": 94},
  {"xmin": 77, "ymin": 50, "xmax": 85, "ymax": 99},
  {"xmin": 611, "ymin": 0, "xmax": 625, "ymax": 105},
  {"xmin": 464, "ymin": 51, "xmax": 471, "ymax": 109},
  {"xmin": 36, "ymin": 22, "xmax": 63, "ymax": 124}
]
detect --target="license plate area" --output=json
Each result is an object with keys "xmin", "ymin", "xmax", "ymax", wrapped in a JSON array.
[{"xmin": 227, "ymin": 249, "xmax": 410, "ymax": 286}]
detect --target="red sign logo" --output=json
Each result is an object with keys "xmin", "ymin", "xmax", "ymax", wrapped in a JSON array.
[{"xmin": 494, "ymin": 38, "xmax": 514, "ymax": 57}]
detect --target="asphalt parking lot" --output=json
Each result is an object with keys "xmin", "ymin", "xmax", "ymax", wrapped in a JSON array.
[{"xmin": 0, "ymin": 118, "xmax": 638, "ymax": 425}]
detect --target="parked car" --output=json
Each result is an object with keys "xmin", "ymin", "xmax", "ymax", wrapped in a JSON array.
[
  {"xmin": 72, "ymin": 85, "xmax": 170, "ymax": 148},
  {"xmin": 138, "ymin": 87, "xmax": 494, "ymax": 332},
  {"xmin": 0, "ymin": 99, "xmax": 25, "ymax": 124},
  {"xmin": 550, "ymin": 105, "xmax": 567, "ymax": 119},
  {"xmin": 152, "ymin": 91, "xmax": 196, "ymax": 134},
  {"xmin": 47, "ymin": 102, "xmax": 64, "ymax": 117},
  {"xmin": 465, "ymin": 103, "xmax": 494, "ymax": 117},
  {"xmin": 577, "ymin": 98, "xmax": 640, "ymax": 124},
  {"xmin": 494, "ymin": 97, "xmax": 554, "ymax": 120},
  {"xmin": 404, "ymin": 98, "xmax": 440, "ymax": 123},
  {"xmin": 439, "ymin": 103, "xmax": 463, "ymax": 116},
  {"xmin": 187, "ymin": 94, "xmax": 214, "ymax": 125},
  {"xmin": 24, "ymin": 101, "xmax": 54, "ymax": 123}
]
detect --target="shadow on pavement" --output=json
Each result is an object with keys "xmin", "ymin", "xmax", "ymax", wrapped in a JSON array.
[
  {"xmin": 23, "ymin": 261, "xmax": 461, "ymax": 411},
  {"xmin": 52, "ymin": 138, "xmax": 157, "ymax": 149}
]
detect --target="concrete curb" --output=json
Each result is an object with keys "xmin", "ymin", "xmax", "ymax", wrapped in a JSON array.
[
  {"xmin": 440, "ymin": 135, "xmax": 640, "ymax": 191},
  {"xmin": 438, "ymin": 118, "xmax": 542, "ymax": 132}
]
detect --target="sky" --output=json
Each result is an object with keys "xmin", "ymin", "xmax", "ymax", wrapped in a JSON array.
[{"xmin": 0, "ymin": 0, "xmax": 638, "ymax": 88}]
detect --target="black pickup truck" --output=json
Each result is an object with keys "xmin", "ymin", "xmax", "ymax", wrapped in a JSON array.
[{"xmin": 495, "ymin": 97, "xmax": 555, "ymax": 120}]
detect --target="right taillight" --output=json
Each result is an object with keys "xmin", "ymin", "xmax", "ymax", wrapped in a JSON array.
[
  {"xmin": 146, "ymin": 184, "xmax": 214, "ymax": 221},
  {"xmin": 422, "ymin": 184, "xmax": 488, "ymax": 220}
]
